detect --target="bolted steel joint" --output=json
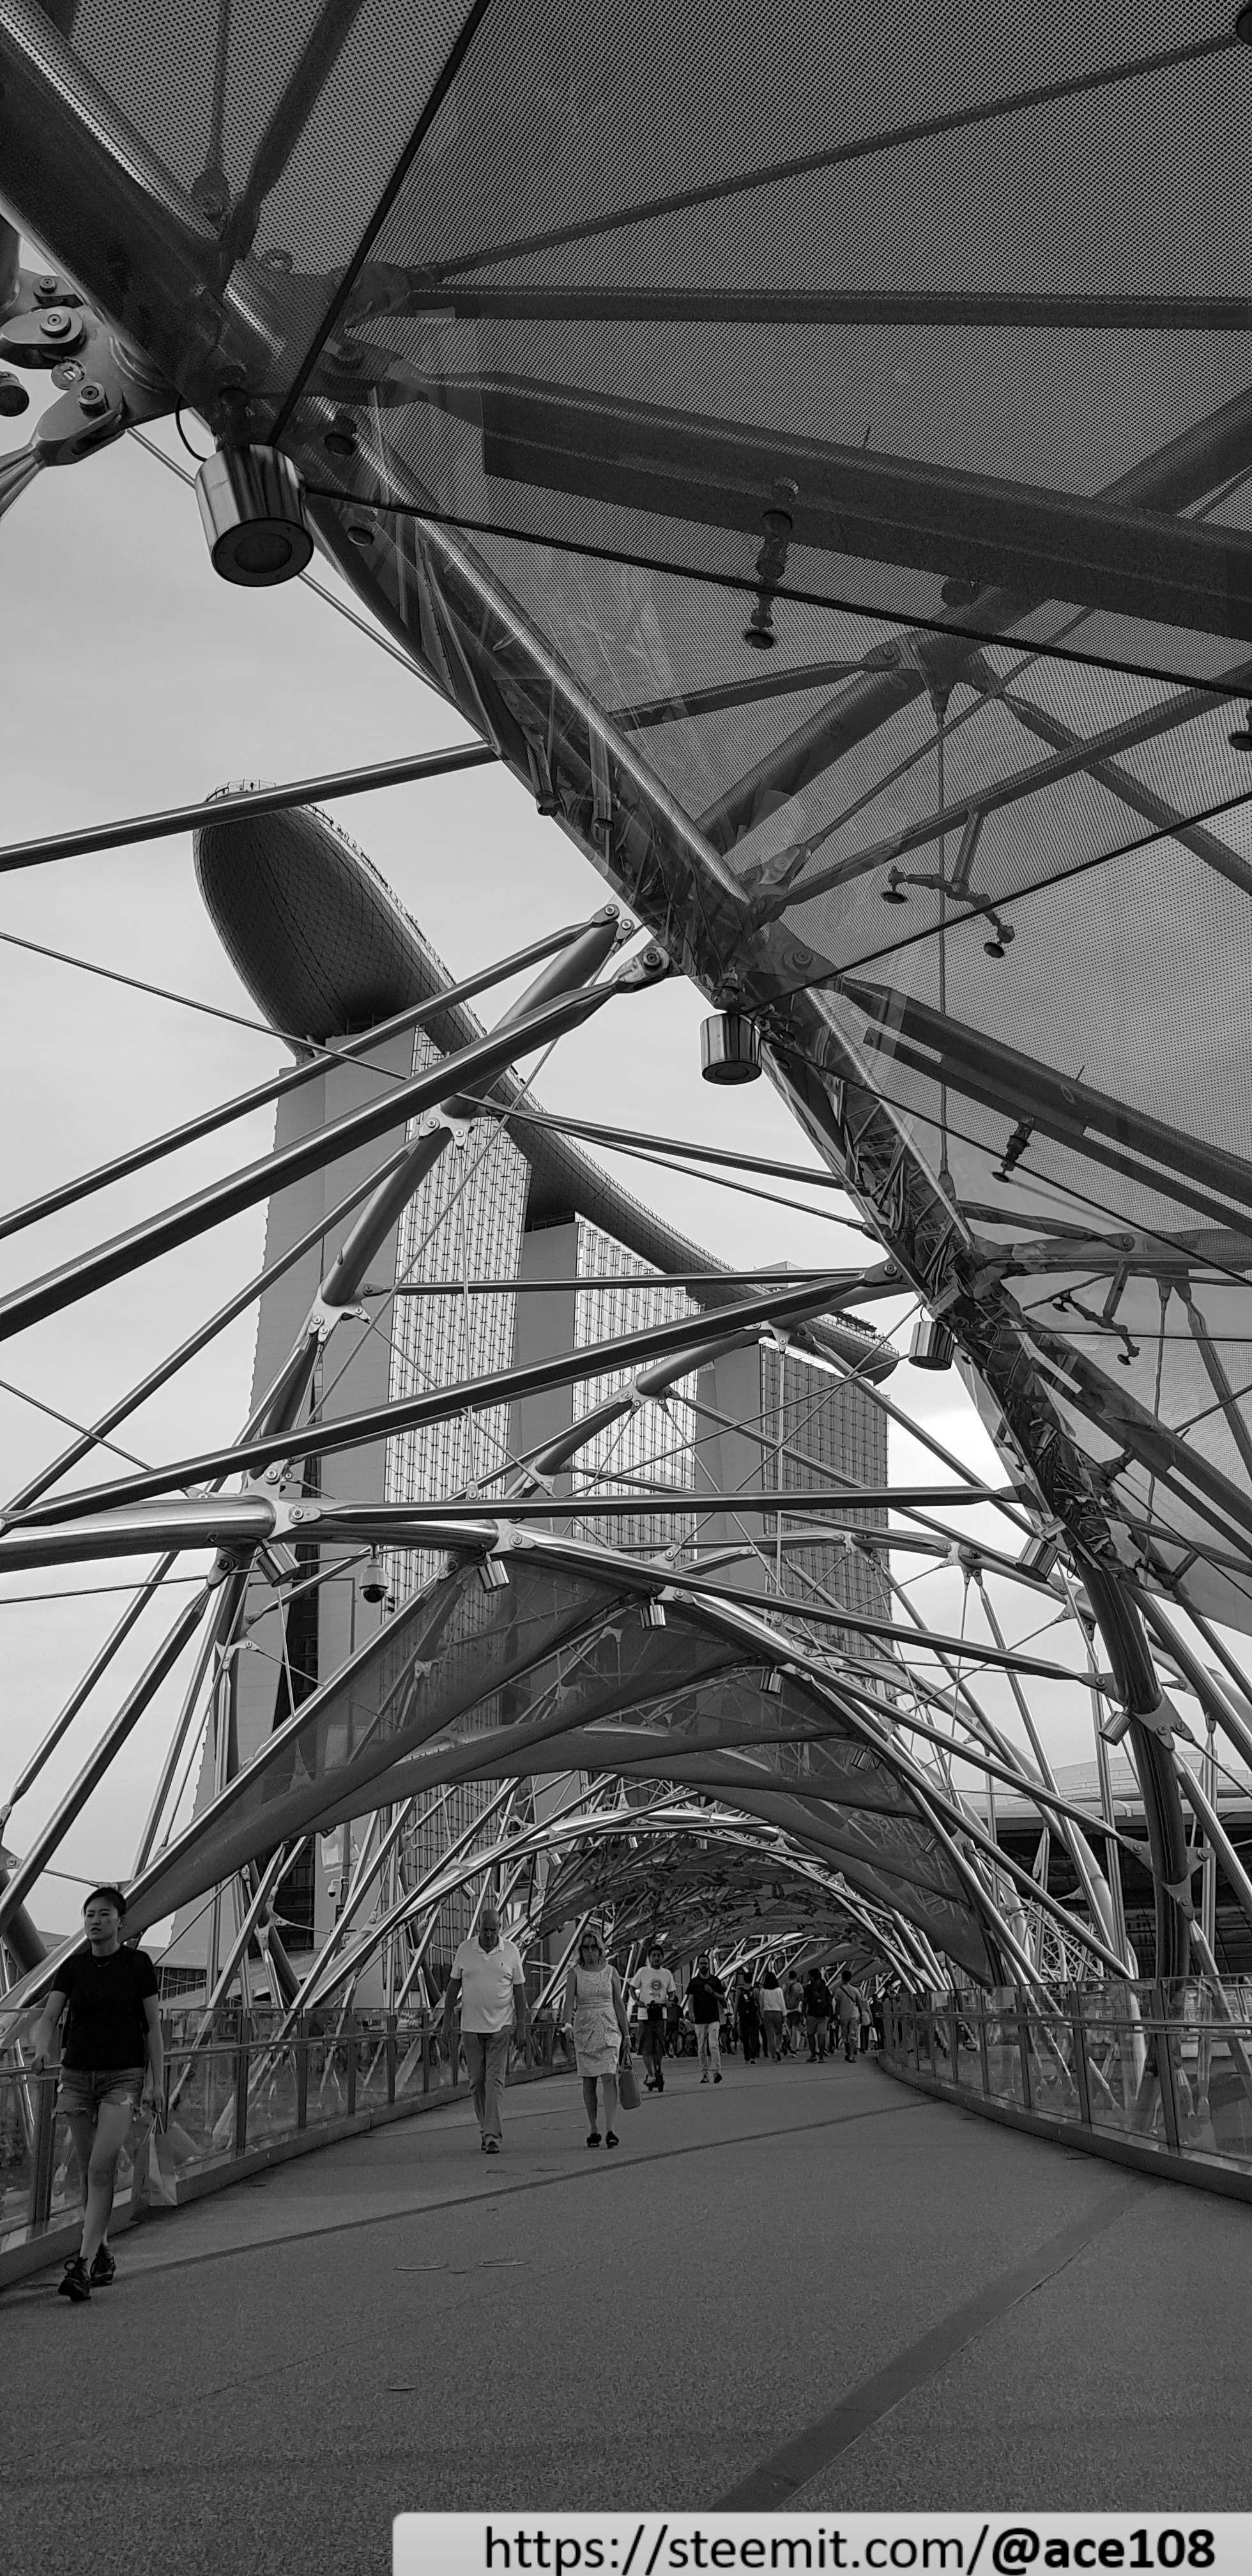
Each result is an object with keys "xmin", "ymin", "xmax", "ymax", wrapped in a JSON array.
[
  {"xmin": 76, "ymin": 381, "xmax": 109, "ymax": 415},
  {"xmin": 195, "ymin": 443, "xmax": 314, "ymax": 586}
]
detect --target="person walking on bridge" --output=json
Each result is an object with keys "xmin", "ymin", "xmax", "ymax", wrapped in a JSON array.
[
  {"xmin": 687, "ymin": 1954, "xmax": 726, "ymax": 2083},
  {"xmin": 783, "ymin": 1970, "xmax": 804, "ymax": 2055},
  {"xmin": 564, "ymin": 1926, "xmax": 632, "ymax": 2148},
  {"xmin": 443, "ymin": 1903, "xmax": 530, "ymax": 2154},
  {"xmin": 28, "ymin": 1885, "xmax": 164, "ymax": 2304},
  {"xmin": 802, "ymin": 1964, "xmax": 834, "ymax": 2062},
  {"xmin": 634, "ymin": 1943, "xmax": 676, "ymax": 2094},
  {"xmin": 737, "ymin": 1978, "xmax": 761, "ymax": 2064},
  {"xmin": 665, "ymin": 1984, "xmax": 683, "ymax": 2058},
  {"xmin": 835, "ymin": 1970, "xmax": 863, "ymax": 2063},
  {"xmin": 758, "ymin": 1970, "xmax": 786, "ymax": 2062}
]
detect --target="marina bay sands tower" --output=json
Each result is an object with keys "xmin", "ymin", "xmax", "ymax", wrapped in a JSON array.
[{"xmin": 174, "ymin": 796, "xmax": 891, "ymax": 1974}]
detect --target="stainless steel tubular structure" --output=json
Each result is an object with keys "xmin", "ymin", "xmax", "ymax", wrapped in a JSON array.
[{"xmin": 9, "ymin": 0, "xmax": 1252, "ymax": 2250}]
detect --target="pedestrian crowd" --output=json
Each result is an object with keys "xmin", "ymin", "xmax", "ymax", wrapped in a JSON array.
[
  {"xmin": 612, "ymin": 1949, "xmax": 885, "ymax": 2077},
  {"xmin": 615, "ymin": 1951, "xmax": 882, "ymax": 2070},
  {"xmin": 435, "ymin": 1927, "xmax": 885, "ymax": 2156},
  {"xmin": 26, "ymin": 1878, "xmax": 894, "ymax": 2318}
]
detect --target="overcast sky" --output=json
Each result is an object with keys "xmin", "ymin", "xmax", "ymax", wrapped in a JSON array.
[{"xmin": 0, "ymin": 361, "xmax": 1116, "ymax": 1941}]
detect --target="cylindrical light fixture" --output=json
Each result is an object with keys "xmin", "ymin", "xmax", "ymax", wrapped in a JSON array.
[
  {"xmin": 195, "ymin": 444, "xmax": 314, "ymax": 585},
  {"xmin": 1019, "ymin": 1530, "xmax": 1062, "ymax": 1580},
  {"xmin": 909, "ymin": 1315, "xmax": 955, "ymax": 1370},
  {"xmin": 700, "ymin": 1011, "xmax": 761, "ymax": 1085}
]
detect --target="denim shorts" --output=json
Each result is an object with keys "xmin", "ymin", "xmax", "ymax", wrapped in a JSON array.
[{"xmin": 58, "ymin": 2067, "xmax": 145, "ymax": 2118}]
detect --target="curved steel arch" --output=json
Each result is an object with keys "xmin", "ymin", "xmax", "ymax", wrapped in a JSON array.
[
  {"xmin": 3, "ymin": 4, "xmax": 1252, "ymax": 2011},
  {"xmin": 3, "ymin": 1522, "xmax": 1137, "ymax": 2007}
]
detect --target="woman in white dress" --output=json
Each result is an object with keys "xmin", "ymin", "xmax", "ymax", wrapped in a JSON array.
[{"xmin": 563, "ymin": 1926, "xmax": 632, "ymax": 2149}]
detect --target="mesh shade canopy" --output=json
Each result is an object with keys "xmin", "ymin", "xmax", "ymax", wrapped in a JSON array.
[{"xmin": 99, "ymin": 1536, "xmax": 1001, "ymax": 1985}]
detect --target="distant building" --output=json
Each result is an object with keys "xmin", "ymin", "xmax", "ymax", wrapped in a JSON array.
[{"xmin": 160, "ymin": 801, "xmax": 890, "ymax": 1995}]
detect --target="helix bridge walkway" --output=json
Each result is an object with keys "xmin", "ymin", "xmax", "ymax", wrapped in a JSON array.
[
  {"xmin": 4, "ymin": 2055, "xmax": 1251, "ymax": 2576},
  {"xmin": 6, "ymin": 20, "xmax": 1252, "ymax": 2576}
]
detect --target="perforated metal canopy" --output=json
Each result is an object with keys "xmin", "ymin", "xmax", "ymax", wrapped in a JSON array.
[{"xmin": 79, "ymin": 1529, "xmax": 1006, "ymax": 1988}]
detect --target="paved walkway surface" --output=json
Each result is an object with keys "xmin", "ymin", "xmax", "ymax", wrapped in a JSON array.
[{"xmin": 5, "ymin": 2057, "xmax": 1252, "ymax": 2574}]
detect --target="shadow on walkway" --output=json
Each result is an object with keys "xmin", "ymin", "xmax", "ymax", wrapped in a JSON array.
[{"xmin": 4, "ymin": 2058, "xmax": 1251, "ymax": 2574}]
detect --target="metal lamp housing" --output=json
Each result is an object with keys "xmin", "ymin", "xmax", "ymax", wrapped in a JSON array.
[
  {"xmin": 195, "ymin": 444, "xmax": 314, "ymax": 586},
  {"xmin": 700, "ymin": 1010, "xmax": 761, "ymax": 1085},
  {"xmin": 1020, "ymin": 1530, "xmax": 1062, "ymax": 1581},
  {"xmin": 909, "ymin": 1314, "xmax": 956, "ymax": 1370}
]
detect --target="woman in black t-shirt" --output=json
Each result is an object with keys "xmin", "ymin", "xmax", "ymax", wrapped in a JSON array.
[{"xmin": 29, "ymin": 1884, "xmax": 164, "ymax": 2304}]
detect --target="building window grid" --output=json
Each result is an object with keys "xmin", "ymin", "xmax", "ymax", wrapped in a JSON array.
[
  {"xmin": 383, "ymin": 1039, "xmax": 531, "ymax": 1936},
  {"xmin": 758, "ymin": 1344, "xmax": 890, "ymax": 1635},
  {"xmin": 399, "ymin": 1797, "xmax": 499, "ymax": 1967},
  {"xmin": 372, "ymin": 1066, "xmax": 893, "ymax": 1931},
  {"xmin": 385, "ymin": 1034, "xmax": 530, "ymax": 1599},
  {"xmin": 570, "ymin": 1220, "xmax": 700, "ymax": 1556}
]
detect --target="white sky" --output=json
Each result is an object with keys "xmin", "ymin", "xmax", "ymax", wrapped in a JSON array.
[{"xmin": 0, "ymin": 367, "xmax": 1170, "ymax": 1943}]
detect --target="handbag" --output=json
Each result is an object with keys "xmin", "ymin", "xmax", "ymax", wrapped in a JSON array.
[
  {"xmin": 617, "ymin": 2056, "xmax": 641, "ymax": 2113},
  {"xmin": 147, "ymin": 2104, "xmax": 179, "ymax": 2207}
]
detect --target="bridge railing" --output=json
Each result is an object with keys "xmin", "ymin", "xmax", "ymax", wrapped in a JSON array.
[
  {"xmin": 882, "ymin": 1982, "xmax": 1252, "ymax": 2195},
  {"xmin": 0, "ymin": 2007, "xmax": 570, "ymax": 2268}
]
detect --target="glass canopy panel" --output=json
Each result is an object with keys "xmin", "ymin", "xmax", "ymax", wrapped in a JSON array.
[{"xmin": 225, "ymin": 5, "xmax": 1252, "ymax": 1642}]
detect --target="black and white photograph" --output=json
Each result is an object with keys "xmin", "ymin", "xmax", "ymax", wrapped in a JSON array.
[{"xmin": 3, "ymin": 6, "xmax": 1252, "ymax": 2571}]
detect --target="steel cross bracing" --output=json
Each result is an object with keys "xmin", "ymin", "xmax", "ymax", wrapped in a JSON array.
[
  {"xmin": 0, "ymin": 899, "xmax": 1089, "ymax": 2008},
  {"xmin": 0, "ymin": 1491, "xmax": 1154, "ymax": 2005},
  {"xmin": 0, "ymin": 999, "xmax": 1221, "ymax": 2009},
  {"xmin": 293, "ymin": 469, "xmax": 1216, "ymax": 1969},
  {"xmin": 4, "ymin": 6, "xmax": 1252, "ymax": 2041}
]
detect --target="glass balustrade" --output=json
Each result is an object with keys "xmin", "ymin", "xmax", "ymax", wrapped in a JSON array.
[
  {"xmin": 882, "ymin": 1982, "xmax": 1252, "ymax": 2191},
  {"xmin": 0, "ymin": 2009, "xmax": 566, "ymax": 2262}
]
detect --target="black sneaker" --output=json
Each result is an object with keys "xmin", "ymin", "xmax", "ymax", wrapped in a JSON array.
[
  {"xmin": 57, "ymin": 2257, "xmax": 91, "ymax": 2304},
  {"xmin": 89, "ymin": 2246, "xmax": 116, "ymax": 2287}
]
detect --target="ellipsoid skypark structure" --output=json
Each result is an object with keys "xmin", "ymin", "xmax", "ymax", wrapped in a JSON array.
[{"xmin": 6, "ymin": 0, "xmax": 1252, "ymax": 2377}]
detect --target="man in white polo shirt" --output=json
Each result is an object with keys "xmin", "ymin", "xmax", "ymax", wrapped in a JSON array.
[{"xmin": 443, "ymin": 1903, "xmax": 530, "ymax": 2154}]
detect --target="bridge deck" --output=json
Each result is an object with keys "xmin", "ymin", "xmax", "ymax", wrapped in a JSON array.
[{"xmin": 4, "ymin": 2058, "xmax": 1251, "ymax": 2573}]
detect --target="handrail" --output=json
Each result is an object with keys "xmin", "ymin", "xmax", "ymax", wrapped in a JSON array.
[
  {"xmin": 0, "ymin": 2005, "xmax": 571, "ymax": 2264},
  {"xmin": 880, "ymin": 1983, "xmax": 1252, "ymax": 2204}
]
